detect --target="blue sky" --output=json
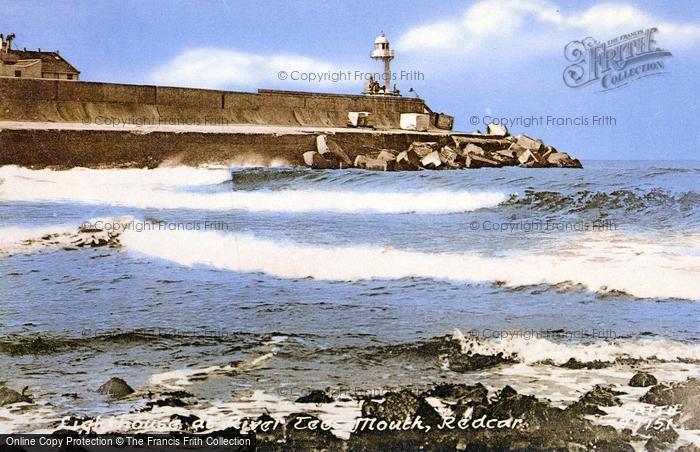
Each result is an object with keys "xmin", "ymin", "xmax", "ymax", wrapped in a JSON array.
[{"xmin": 4, "ymin": 0, "xmax": 699, "ymax": 159}]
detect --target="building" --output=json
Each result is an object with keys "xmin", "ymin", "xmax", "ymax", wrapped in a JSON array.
[
  {"xmin": 365, "ymin": 32, "xmax": 399, "ymax": 96},
  {"xmin": 0, "ymin": 33, "xmax": 80, "ymax": 80}
]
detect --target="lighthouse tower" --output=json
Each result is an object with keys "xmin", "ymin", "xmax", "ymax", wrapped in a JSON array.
[{"xmin": 369, "ymin": 32, "xmax": 395, "ymax": 95}]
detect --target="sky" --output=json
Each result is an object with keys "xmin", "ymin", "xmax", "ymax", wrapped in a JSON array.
[{"xmin": 3, "ymin": 0, "xmax": 700, "ymax": 159}]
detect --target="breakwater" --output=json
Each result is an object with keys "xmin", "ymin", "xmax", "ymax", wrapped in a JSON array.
[
  {"xmin": 0, "ymin": 78, "xmax": 581, "ymax": 169},
  {"xmin": 0, "ymin": 78, "xmax": 425, "ymax": 128},
  {"xmin": 0, "ymin": 124, "xmax": 452, "ymax": 168}
]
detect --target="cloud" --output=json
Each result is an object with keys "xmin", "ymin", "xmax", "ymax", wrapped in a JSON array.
[
  {"xmin": 396, "ymin": 0, "xmax": 700, "ymax": 59},
  {"xmin": 150, "ymin": 47, "xmax": 365, "ymax": 90}
]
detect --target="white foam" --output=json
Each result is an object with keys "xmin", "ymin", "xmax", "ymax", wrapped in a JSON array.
[
  {"xmin": 0, "ymin": 165, "xmax": 231, "ymax": 187},
  {"xmin": 120, "ymin": 229, "xmax": 700, "ymax": 300},
  {"xmin": 451, "ymin": 330, "xmax": 700, "ymax": 364},
  {"xmin": 150, "ymin": 352, "xmax": 274, "ymax": 390},
  {"xmin": 0, "ymin": 165, "xmax": 505, "ymax": 213},
  {"xmin": 0, "ymin": 225, "xmax": 76, "ymax": 256}
]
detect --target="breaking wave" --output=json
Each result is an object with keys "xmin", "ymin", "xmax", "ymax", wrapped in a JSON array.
[
  {"xmin": 504, "ymin": 188, "xmax": 700, "ymax": 214},
  {"xmin": 120, "ymin": 229, "xmax": 700, "ymax": 300},
  {"xmin": 449, "ymin": 330, "xmax": 700, "ymax": 365},
  {"xmin": 0, "ymin": 166, "xmax": 505, "ymax": 214}
]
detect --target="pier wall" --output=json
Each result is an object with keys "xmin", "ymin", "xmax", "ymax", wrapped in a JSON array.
[
  {"xmin": 0, "ymin": 79, "xmax": 426, "ymax": 129},
  {"xmin": 0, "ymin": 128, "xmax": 452, "ymax": 168}
]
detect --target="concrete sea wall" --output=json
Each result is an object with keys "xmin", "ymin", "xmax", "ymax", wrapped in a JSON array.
[
  {"xmin": 0, "ymin": 127, "xmax": 452, "ymax": 168},
  {"xmin": 0, "ymin": 79, "xmax": 426, "ymax": 129}
]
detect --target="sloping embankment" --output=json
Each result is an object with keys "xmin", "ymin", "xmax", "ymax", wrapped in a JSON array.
[{"xmin": 0, "ymin": 126, "xmax": 452, "ymax": 168}]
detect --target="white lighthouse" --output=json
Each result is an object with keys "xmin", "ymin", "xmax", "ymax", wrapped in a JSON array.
[{"xmin": 367, "ymin": 32, "xmax": 397, "ymax": 95}]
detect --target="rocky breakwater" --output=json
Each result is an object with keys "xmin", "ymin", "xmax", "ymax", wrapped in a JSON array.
[{"xmin": 303, "ymin": 124, "xmax": 582, "ymax": 171}]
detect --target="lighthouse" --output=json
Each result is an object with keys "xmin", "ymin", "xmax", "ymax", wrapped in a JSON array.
[{"xmin": 368, "ymin": 32, "xmax": 397, "ymax": 95}]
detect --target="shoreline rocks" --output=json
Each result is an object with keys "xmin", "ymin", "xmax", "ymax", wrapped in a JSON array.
[
  {"xmin": 96, "ymin": 377, "xmax": 134, "ymax": 398},
  {"xmin": 0, "ymin": 386, "xmax": 32, "ymax": 406},
  {"xmin": 304, "ymin": 129, "xmax": 582, "ymax": 171},
  {"xmin": 44, "ymin": 376, "xmax": 700, "ymax": 450},
  {"xmin": 629, "ymin": 371, "xmax": 658, "ymax": 387}
]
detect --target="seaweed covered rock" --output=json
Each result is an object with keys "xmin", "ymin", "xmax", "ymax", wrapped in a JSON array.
[
  {"xmin": 349, "ymin": 383, "xmax": 634, "ymax": 451},
  {"xmin": 629, "ymin": 371, "xmax": 658, "ymax": 387},
  {"xmin": 0, "ymin": 386, "xmax": 31, "ymax": 406},
  {"xmin": 423, "ymin": 382, "xmax": 488, "ymax": 405},
  {"xmin": 640, "ymin": 378, "xmax": 700, "ymax": 430},
  {"xmin": 566, "ymin": 385, "xmax": 624, "ymax": 415},
  {"xmin": 284, "ymin": 412, "xmax": 342, "ymax": 450},
  {"xmin": 361, "ymin": 390, "xmax": 443, "ymax": 427},
  {"xmin": 295, "ymin": 390, "xmax": 334, "ymax": 404},
  {"xmin": 96, "ymin": 377, "xmax": 134, "ymax": 398}
]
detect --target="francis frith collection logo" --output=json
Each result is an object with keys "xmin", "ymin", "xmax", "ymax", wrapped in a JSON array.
[{"xmin": 563, "ymin": 27, "xmax": 672, "ymax": 91}]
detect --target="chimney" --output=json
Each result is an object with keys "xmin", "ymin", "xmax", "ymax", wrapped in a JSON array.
[{"xmin": 6, "ymin": 33, "xmax": 15, "ymax": 52}]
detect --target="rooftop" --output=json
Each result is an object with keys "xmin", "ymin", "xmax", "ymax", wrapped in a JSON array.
[{"xmin": 4, "ymin": 49, "xmax": 80, "ymax": 74}]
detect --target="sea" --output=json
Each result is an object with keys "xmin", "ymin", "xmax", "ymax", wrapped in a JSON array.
[{"xmin": 0, "ymin": 160, "xmax": 698, "ymax": 445}]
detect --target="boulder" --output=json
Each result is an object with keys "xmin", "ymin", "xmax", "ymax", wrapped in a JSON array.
[
  {"xmin": 452, "ymin": 136, "xmax": 512, "ymax": 152},
  {"xmin": 517, "ymin": 149, "xmax": 544, "ymax": 167},
  {"xmin": 493, "ymin": 149, "xmax": 518, "ymax": 165},
  {"xmin": 462, "ymin": 143, "xmax": 485, "ymax": 156},
  {"xmin": 395, "ymin": 150, "xmax": 421, "ymax": 171},
  {"xmin": 315, "ymin": 135, "xmax": 352, "ymax": 167},
  {"xmin": 509, "ymin": 142, "xmax": 528, "ymax": 156},
  {"xmin": 295, "ymin": 390, "xmax": 334, "ymax": 404},
  {"xmin": 285, "ymin": 412, "xmax": 342, "ymax": 449},
  {"xmin": 423, "ymin": 383, "xmax": 489, "ymax": 405},
  {"xmin": 361, "ymin": 390, "xmax": 442, "ymax": 426},
  {"xmin": 72, "ymin": 229, "xmax": 113, "ymax": 248},
  {"xmin": 566, "ymin": 385, "xmax": 623, "ymax": 416},
  {"xmin": 516, "ymin": 134, "xmax": 544, "ymax": 152},
  {"xmin": 303, "ymin": 150, "xmax": 339, "ymax": 169},
  {"xmin": 464, "ymin": 154, "xmax": 502, "ymax": 168},
  {"xmin": 541, "ymin": 145, "xmax": 556, "ymax": 161},
  {"xmin": 547, "ymin": 151, "xmax": 583, "ymax": 168},
  {"xmin": 400, "ymin": 113, "xmax": 430, "ymax": 131},
  {"xmin": 486, "ymin": 122, "xmax": 509, "ymax": 137},
  {"xmin": 96, "ymin": 377, "xmax": 134, "ymax": 398},
  {"xmin": 141, "ymin": 396, "xmax": 188, "ymax": 411},
  {"xmin": 559, "ymin": 358, "xmax": 613, "ymax": 370},
  {"xmin": 639, "ymin": 378, "xmax": 700, "ymax": 430},
  {"xmin": 629, "ymin": 372, "xmax": 658, "ymax": 388},
  {"xmin": 355, "ymin": 155, "xmax": 395, "ymax": 171},
  {"xmin": 439, "ymin": 146, "xmax": 462, "ymax": 168},
  {"xmin": 420, "ymin": 151, "xmax": 442, "ymax": 169},
  {"xmin": 368, "ymin": 159, "xmax": 395, "ymax": 171},
  {"xmin": 0, "ymin": 386, "xmax": 31, "ymax": 406},
  {"xmin": 170, "ymin": 414, "xmax": 206, "ymax": 433},
  {"xmin": 376, "ymin": 150, "xmax": 397, "ymax": 162},
  {"xmin": 354, "ymin": 154, "xmax": 369, "ymax": 168},
  {"xmin": 639, "ymin": 423, "xmax": 679, "ymax": 450},
  {"xmin": 347, "ymin": 111, "xmax": 371, "ymax": 127},
  {"xmin": 408, "ymin": 141, "xmax": 440, "ymax": 158}
]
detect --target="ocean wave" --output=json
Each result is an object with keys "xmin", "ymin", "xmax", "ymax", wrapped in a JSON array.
[
  {"xmin": 504, "ymin": 188, "xmax": 700, "ymax": 214},
  {"xmin": 0, "ymin": 166, "xmax": 505, "ymax": 214},
  {"xmin": 449, "ymin": 330, "xmax": 700, "ymax": 365},
  {"xmin": 0, "ymin": 225, "xmax": 77, "ymax": 256},
  {"xmin": 0, "ymin": 165, "xmax": 232, "ymax": 187},
  {"xmin": 119, "ymin": 229, "xmax": 700, "ymax": 300}
]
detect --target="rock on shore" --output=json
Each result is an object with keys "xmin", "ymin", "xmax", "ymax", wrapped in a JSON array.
[
  {"xmin": 96, "ymin": 377, "xmax": 134, "ymax": 398},
  {"xmin": 0, "ymin": 386, "xmax": 31, "ymax": 406},
  {"xmin": 305, "ymin": 128, "xmax": 582, "ymax": 171}
]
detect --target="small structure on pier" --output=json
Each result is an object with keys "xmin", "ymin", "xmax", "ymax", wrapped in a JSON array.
[{"xmin": 365, "ymin": 32, "xmax": 399, "ymax": 96}]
